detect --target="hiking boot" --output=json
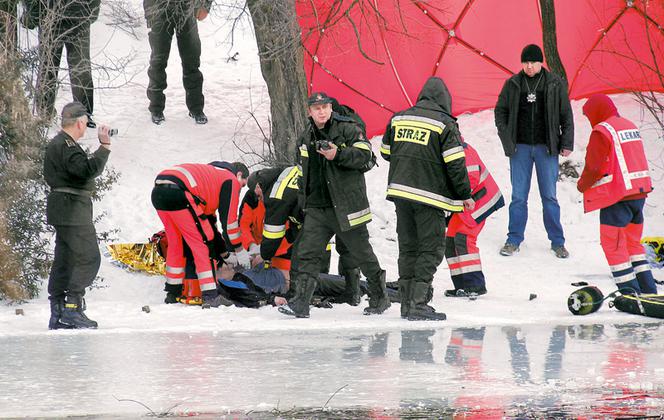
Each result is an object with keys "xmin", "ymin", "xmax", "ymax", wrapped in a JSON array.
[
  {"xmin": 60, "ymin": 297, "xmax": 98, "ymax": 329},
  {"xmin": 398, "ymin": 278, "xmax": 413, "ymax": 319},
  {"xmin": 189, "ymin": 111, "xmax": 208, "ymax": 125},
  {"xmin": 552, "ymin": 245, "xmax": 569, "ymax": 259},
  {"xmin": 279, "ymin": 276, "xmax": 317, "ymax": 318},
  {"xmin": 164, "ymin": 283, "xmax": 183, "ymax": 304},
  {"xmin": 48, "ymin": 297, "xmax": 74, "ymax": 330},
  {"xmin": 151, "ymin": 111, "xmax": 165, "ymax": 125},
  {"xmin": 500, "ymin": 243, "xmax": 520, "ymax": 256},
  {"xmin": 444, "ymin": 286, "xmax": 487, "ymax": 297},
  {"xmin": 407, "ymin": 282, "xmax": 446, "ymax": 321},
  {"xmin": 339, "ymin": 268, "xmax": 361, "ymax": 306},
  {"xmin": 201, "ymin": 291, "xmax": 233, "ymax": 309},
  {"xmin": 363, "ymin": 270, "xmax": 391, "ymax": 315}
]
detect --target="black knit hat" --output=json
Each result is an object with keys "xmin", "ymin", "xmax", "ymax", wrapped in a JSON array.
[{"xmin": 520, "ymin": 44, "xmax": 543, "ymax": 63}]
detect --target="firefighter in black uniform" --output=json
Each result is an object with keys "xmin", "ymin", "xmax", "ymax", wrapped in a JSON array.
[
  {"xmin": 279, "ymin": 92, "xmax": 390, "ymax": 318},
  {"xmin": 23, "ymin": 0, "xmax": 100, "ymax": 126},
  {"xmin": 44, "ymin": 102, "xmax": 111, "ymax": 329},
  {"xmin": 249, "ymin": 165, "xmax": 362, "ymax": 305},
  {"xmin": 381, "ymin": 77, "xmax": 474, "ymax": 321},
  {"xmin": 143, "ymin": 0, "xmax": 211, "ymax": 125}
]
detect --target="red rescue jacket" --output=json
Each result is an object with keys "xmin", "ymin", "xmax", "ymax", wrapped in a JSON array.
[
  {"xmin": 239, "ymin": 190, "xmax": 265, "ymax": 249},
  {"xmin": 578, "ymin": 95, "xmax": 652, "ymax": 213},
  {"xmin": 459, "ymin": 142, "xmax": 504, "ymax": 227},
  {"xmin": 156, "ymin": 163, "xmax": 242, "ymax": 248}
]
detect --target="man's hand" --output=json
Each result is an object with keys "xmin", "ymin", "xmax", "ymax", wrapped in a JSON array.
[
  {"xmin": 317, "ymin": 142, "xmax": 338, "ymax": 160},
  {"xmin": 560, "ymin": 149, "xmax": 572, "ymax": 157},
  {"xmin": 196, "ymin": 8, "xmax": 209, "ymax": 21},
  {"xmin": 98, "ymin": 125, "xmax": 111, "ymax": 148},
  {"xmin": 274, "ymin": 296, "xmax": 287, "ymax": 306},
  {"xmin": 462, "ymin": 198, "xmax": 475, "ymax": 211}
]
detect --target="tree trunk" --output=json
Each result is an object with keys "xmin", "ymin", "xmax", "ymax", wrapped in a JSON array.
[
  {"xmin": 540, "ymin": 0, "xmax": 567, "ymax": 81},
  {"xmin": 246, "ymin": 0, "xmax": 308, "ymax": 165}
]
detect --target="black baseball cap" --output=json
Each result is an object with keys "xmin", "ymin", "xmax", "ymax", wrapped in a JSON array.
[
  {"xmin": 61, "ymin": 101, "xmax": 89, "ymax": 120},
  {"xmin": 307, "ymin": 92, "xmax": 333, "ymax": 106}
]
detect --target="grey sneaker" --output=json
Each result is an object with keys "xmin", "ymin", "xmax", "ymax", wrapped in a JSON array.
[
  {"xmin": 552, "ymin": 245, "xmax": 569, "ymax": 259},
  {"xmin": 500, "ymin": 243, "xmax": 520, "ymax": 256}
]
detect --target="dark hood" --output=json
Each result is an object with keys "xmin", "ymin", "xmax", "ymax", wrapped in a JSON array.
[
  {"xmin": 416, "ymin": 77, "xmax": 453, "ymax": 115},
  {"xmin": 582, "ymin": 94, "xmax": 618, "ymax": 127}
]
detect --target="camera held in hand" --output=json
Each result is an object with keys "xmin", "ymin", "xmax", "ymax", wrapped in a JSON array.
[
  {"xmin": 315, "ymin": 140, "xmax": 331, "ymax": 151},
  {"xmin": 108, "ymin": 128, "xmax": 118, "ymax": 137}
]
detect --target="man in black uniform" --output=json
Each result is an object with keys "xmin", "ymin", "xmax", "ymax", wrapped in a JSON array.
[
  {"xmin": 381, "ymin": 77, "xmax": 473, "ymax": 321},
  {"xmin": 23, "ymin": 0, "xmax": 100, "ymax": 126},
  {"xmin": 143, "ymin": 0, "xmax": 211, "ymax": 125},
  {"xmin": 44, "ymin": 101, "xmax": 111, "ymax": 329},
  {"xmin": 249, "ymin": 166, "xmax": 362, "ymax": 305},
  {"xmin": 279, "ymin": 92, "xmax": 390, "ymax": 318}
]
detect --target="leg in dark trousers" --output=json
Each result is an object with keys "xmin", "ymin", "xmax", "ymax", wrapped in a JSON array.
[
  {"xmin": 333, "ymin": 212, "xmax": 389, "ymax": 314},
  {"xmin": 395, "ymin": 200, "xmax": 417, "ymax": 317},
  {"xmin": 176, "ymin": 16, "xmax": 204, "ymax": 114},
  {"xmin": 395, "ymin": 200, "xmax": 446, "ymax": 320},
  {"xmin": 147, "ymin": 21, "xmax": 175, "ymax": 114},
  {"xmin": 36, "ymin": 25, "xmax": 65, "ymax": 118},
  {"xmin": 47, "ymin": 228, "xmax": 75, "ymax": 301},
  {"xmin": 280, "ymin": 208, "xmax": 334, "ymax": 317},
  {"xmin": 50, "ymin": 224, "xmax": 100, "ymax": 329},
  {"xmin": 65, "ymin": 24, "xmax": 94, "ymax": 114},
  {"xmin": 336, "ymin": 237, "xmax": 361, "ymax": 306}
]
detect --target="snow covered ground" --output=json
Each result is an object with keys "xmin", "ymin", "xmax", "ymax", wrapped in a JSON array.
[{"xmin": 1, "ymin": 1, "xmax": 663, "ymax": 417}]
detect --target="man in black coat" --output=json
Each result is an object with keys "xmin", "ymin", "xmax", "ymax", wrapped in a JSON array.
[
  {"xmin": 494, "ymin": 44, "xmax": 574, "ymax": 259},
  {"xmin": 44, "ymin": 101, "xmax": 111, "ymax": 329},
  {"xmin": 381, "ymin": 76, "xmax": 473, "ymax": 321},
  {"xmin": 23, "ymin": 0, "xmax": 100, "ymax": 126},
  {"xmin": 143, "ymin": 0, "xmax": 211, "ymax": 125},
  {"xmin": 278, "ymin": 92, "xmax": 391, "ymax": 318}
]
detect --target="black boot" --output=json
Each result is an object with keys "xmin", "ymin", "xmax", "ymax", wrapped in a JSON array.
[
  {"xmin": 201, "ymin": 290, "xmax": 233, "ymax": 309},
  {"xmin": 279, "ymin": 275, "xmax": 317, "ymax": 318},
  {"xmin": 340, "ymin": 268, "xmax": 362, "ymax": 306},
  {"xmin": 407, "ymin": 282, "xmax": 446, "ymax": 321},
  {"xmin": 60, "ymin": 296, "xmax": 98, "ymax": 329},
  {"xmin": 363, "ymin": 270, "xmax": 391, "ymax": 315},
  {"xmin": 48, "ymin": 297, "xmax": 73, "ymax": 330},
  {"xmin": 164, "ymin": 283, "xmax": 183, "ymax": 304},
  {"xmin": 399, "ymin": 278, "xmax": 413, "ymax": 319}
]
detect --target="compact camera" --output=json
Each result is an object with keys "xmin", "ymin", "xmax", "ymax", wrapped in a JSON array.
[
  {"xmin": 108, "ymin": 128, "xmax": 118, "ymax": 137},
  {"xmin": 315, "ymin": 140, "xmax": 331, "ymax": 151}
]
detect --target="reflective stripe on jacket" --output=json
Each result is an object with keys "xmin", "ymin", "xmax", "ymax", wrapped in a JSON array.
[{"xmin": 582, "ymin": 117, "xmax": 652, "ymax": 213}]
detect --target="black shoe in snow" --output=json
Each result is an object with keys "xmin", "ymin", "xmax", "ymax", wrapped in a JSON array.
[
  {"xmin": 201, "ymin": 292, "xmax": 233, "ymax": 309},
  {"xmin": 444, "ymin": 287, "xmax": 487, "ymax": 299},
  {"xmin": 151, "ymin": 112, "xmax": 165, "ymax": 125},
  {"xmin": 278, "ymin": 304, "xmax": 310, "ymax": 318},
  {"xmin": 189, "ymin": 111, "xmax": 208, "ymax": 125}
]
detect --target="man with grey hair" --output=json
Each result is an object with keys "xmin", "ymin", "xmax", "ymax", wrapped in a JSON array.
[{"xmin": 44, "ymin": 101, "xmax": 111, "ymax": 329}]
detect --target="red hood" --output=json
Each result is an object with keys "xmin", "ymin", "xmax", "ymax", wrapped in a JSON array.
[{"xmin": 582, "ymin": 94, "xmax": 618, "ymax": 127}]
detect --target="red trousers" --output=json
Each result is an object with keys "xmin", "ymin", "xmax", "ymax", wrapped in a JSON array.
[
  {"xmin": 158, "ymin": 206, "xmax": 217, "ymax": 293},
  {"xmin": 445, "ymin": 215, "xmax": 486, "ymax": 290}
]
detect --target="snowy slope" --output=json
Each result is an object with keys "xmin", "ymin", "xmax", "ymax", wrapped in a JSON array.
[{"xmin": 1, "ymin": 1, "xmax": 663, "ymax": 336}]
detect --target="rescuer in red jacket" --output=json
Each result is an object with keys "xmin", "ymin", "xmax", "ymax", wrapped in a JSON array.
[
  {"xmin": 577, "ymin": 94, "xmax": 656, "ymax": 294},
  {"xmin": 151, "ymin": 161, "xmax": 251, "ymax": 307},
  {"xmin": 444, "ymin": 140, "xmax": 504, "ymax": 297}
]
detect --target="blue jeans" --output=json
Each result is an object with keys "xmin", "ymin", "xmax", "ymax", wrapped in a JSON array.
[{"xmin": 507, "ymin": 144, "xmax": 565, "ymax": 247}]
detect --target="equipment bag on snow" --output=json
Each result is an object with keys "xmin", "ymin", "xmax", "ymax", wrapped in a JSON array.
[{"xmin": 611, "ymin": 294, "xmax": 664, "ymax": 319}]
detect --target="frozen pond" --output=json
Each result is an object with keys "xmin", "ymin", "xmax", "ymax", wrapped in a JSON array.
[{"xmin": 1, "ymin": 321, "xmax": 664, "ymax": 418}]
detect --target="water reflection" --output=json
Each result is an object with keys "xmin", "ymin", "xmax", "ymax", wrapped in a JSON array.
[{"xmin": 0, "ymin": 322, "xmax": 663, "ymax": 417}]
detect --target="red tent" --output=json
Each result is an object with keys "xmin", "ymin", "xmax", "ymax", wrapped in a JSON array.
[{"xmin": 297, "ymin": 0, "xmax": 664, "ymax": 137}]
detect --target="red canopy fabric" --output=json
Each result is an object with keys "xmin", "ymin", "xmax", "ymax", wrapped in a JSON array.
[{"xmin": 297, "ymin": 0, "xmax": 664, "ymax": 137}]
